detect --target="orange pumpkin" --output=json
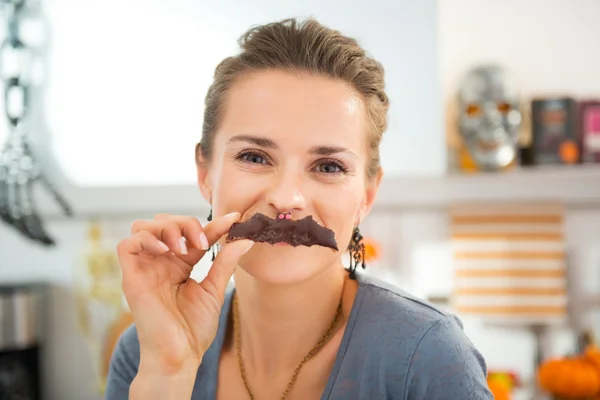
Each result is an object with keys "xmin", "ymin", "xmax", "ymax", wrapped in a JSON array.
[
  {"xmin": 487, "ymin": 378, "xmax": 511, "ymax": 400},
  {"xmin": 488, "ymin": 371, "xmax": 520, "ymax": 390},
  {"xmin": 538, "ymin": 356, "xmax": 600, "ymax": 399},
  {"xmin": 362, "ymin": 237, "xmax": 381, "ymax": 262},
  {"xmin": 585, "ymin": 344, "xmax": 600, "ymax": 371}
]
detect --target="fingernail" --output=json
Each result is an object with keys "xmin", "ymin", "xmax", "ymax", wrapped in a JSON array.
[
  {"xmin": 199, "ymin": 232, "xmax": 209, "ymax": 250},
  {"xmin": 157, "ymin": 240, "xmax": 169, "ymax": 252},
  {"xmin": 242, "ymin": 241, "xmax": 255, "ymax": 255},
  {"xmin": 179, "ymin": 237, "xmax": 188, "ymax": 255},
  {"xmin": 224, "ymin": 212, "xmax": 241, "ymax": 219}
]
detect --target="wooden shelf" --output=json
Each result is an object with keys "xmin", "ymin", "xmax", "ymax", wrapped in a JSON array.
[
  {"xmin": 375, "ymin": 164, "xmax": 600, "ymax": 211},
  {"xmin": 35, "ymin": 184, "xmax": 210, "ymax": 220},
  {"xmin": 34, "ymin": 165, "xmax": 600, "ymax": 220}
]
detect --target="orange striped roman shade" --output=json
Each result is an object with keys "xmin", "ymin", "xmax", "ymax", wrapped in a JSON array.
[{"xmin": 450, "ymin": 203, "xmax": 568, "ymax": 325}]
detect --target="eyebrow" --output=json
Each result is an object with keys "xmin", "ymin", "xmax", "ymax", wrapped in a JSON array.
[
  {"xmin": 228, "ymin": 134, "xmax": 276, "ymax": 148},
  {"xmin": 228, "ymin": 134, "xmax": 353, "ymax": 156},
  {"xmin": 309, "ymin": 145, "xmax": 350, "ymax": 156}
]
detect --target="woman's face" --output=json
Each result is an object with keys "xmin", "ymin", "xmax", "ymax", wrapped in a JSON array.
[{"xmin": 197, "ymin": 69, "xmax": 381, "ymax": 284}]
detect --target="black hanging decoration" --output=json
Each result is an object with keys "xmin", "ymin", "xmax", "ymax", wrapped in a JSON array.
[
  {"xmin": 347, "ymin": 227, "xmax": 366, "ymax": 279},
  {"xmin": 0, "ymin": 0, "xmax": 73, "ymax": 246}
]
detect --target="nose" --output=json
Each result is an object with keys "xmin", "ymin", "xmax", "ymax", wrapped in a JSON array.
[
  {"xmin": 265, "ymin": 169, "xmax": 306, "ymax": 214},
  {"xmin": 482, "ymin": 101, "xmax": 503, "ymax": 125}
]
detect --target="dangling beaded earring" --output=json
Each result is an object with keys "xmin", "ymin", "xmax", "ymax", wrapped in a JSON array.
[
  {"xmin": 207, "ymin": 208, "xmax": 219, "ymax": 261},
  {"xmin": 347, "ymin": 227, "xmax": 366, "ymax": 279},
  {"xmin": 211, "ymin": 243, "xmax": 220, "ymax": 262}
]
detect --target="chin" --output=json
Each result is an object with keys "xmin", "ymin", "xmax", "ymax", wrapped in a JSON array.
[{"xmin": 237, "ymin": 242, "xmax": 339, "ymax": 285}]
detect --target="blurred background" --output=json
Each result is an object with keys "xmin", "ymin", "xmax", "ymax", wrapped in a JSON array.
[{"xmin": 0, "ymin": 0, "xmax": 599, "ymax": 399}]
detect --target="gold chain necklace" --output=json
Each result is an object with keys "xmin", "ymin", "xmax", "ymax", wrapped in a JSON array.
[{"xmin": 232, "ymin": 294, "xmax": 342, "ymax": 400}]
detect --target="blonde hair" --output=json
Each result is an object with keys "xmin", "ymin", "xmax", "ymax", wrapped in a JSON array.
[{"xmin": 197, "ymin": 18, "xmax": 389, "ymax": 178}]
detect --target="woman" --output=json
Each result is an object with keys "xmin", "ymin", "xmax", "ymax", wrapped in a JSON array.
[{"xmin": 106, "ymin": 18, "xmax": 492, "ymax": 399}]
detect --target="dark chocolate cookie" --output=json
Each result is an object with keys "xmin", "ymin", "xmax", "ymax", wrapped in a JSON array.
[{"xmin": 226, "ymin": 213, "xmax": 338, "ymax": 251}]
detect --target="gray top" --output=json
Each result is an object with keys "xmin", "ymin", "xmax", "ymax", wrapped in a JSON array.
[{"xmin": 106, "ymin": 272, "xmax": 493, "ymax": 399}]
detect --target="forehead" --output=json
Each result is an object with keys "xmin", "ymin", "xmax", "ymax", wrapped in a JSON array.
[{"xmin": 218, "ymin": 70, "xmax": 367, "ymax": 148}]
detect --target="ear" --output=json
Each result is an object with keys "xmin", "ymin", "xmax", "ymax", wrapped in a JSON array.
[
  {"xmin": 195, "ymin": 143, "xmax": 212, "ymax": 203},
  {"xmin": 357, "ymin": 168, "xmax": 383, "ymax": 225}
]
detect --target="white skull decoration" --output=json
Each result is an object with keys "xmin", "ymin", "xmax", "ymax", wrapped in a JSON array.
[{"xmin": 457, "ymin": 65, "xmax": 522, "ymax": 170}]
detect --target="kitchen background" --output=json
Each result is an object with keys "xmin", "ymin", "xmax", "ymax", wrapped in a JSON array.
[{"xmin": 0, "ymin": 0, "xmax": 599, "ymax": 399}]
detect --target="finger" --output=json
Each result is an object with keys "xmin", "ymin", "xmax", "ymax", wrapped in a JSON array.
[
  {"xmin": 130, "ymin": 219, "xmax": 205, "ymax": 267},
  {"xmin": 118, "ymin": 231, "xmax": 170, "ymax": 283},
  {"xmin": 202, "ymin": 212, "xmax": 242, "ymax": 246},
  {"xmin": 200, "ymin": 239, "xmax": 253, "ymax": 303},
  {"xmin": 154, "ymin": 214, "xmax": 209, "ymax": 250},
  {"xmin": 117, "ymin": 231, "xmax": 168, "ymax": 282},
  {"xmin": 131, "ymin": 219, "xmax": 185, "ymax": 255},
  {"xmin": 118, "ymin": 230, "xmax": 170, "ymax": 259}
]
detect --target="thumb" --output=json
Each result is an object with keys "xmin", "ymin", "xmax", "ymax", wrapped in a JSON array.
[{"xmin": 200, "ymin": 239, "xmax": 254, "ymax": 303}]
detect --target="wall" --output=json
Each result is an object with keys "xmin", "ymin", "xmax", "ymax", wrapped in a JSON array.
[
  {"xmin": 0, "ymin": 0, "xmax": 444, "ymax": 188},
  {"xmin": 0, "ymin": 1, "xmax": 440, "ymax": 399},
  {"xmin": 439, "ymin": 0, "xmax": 600, "ymax": 100}
]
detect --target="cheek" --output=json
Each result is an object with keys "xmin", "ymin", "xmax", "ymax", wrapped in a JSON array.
[
  {"xmin": 317, "ymin": 184, "xmax": 364, "ymax": 245},
  {"xmin": 210, "ymin": 162, "xmax": 262, "ymax": 217}
]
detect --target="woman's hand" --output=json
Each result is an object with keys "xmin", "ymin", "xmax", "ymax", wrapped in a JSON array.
[{"xmin": 116, "ymin": 212, "xmax": 252, "ymax": 377}]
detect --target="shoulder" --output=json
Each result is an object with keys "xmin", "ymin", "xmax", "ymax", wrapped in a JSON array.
[
  {"xmin": 351, "ymin": 273, "xmax": 492, "ymax": 399},
  {"xmin": 113, "ymin": 322, "xmax": 142, "ymax": 367},
  {"xmin": 352, "ymin": 272, "xmax": 468, "ymax": 356},
  {"xmin": 105, "ymin": 323, "xmax": 141, "ymax": 398},
  {"xmin": 353, "ymin": 272, "xmax": 461, "ymax": 340}
]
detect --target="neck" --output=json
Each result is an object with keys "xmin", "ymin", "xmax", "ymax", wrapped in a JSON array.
[{"xmin": 231, "ymin": 264, "xmax": 350, "ymax": 375}]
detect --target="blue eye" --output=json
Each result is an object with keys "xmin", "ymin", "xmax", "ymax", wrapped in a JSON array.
[
  {"xmin": 245, "ymin": 153, "xmax": 265, "ymax": 164},
  {"xmin": 318, "ymin": 163, "xmax": 341, "ymax": 173},
  {"xmin": 237, "ymin": 151, "xmax": 268, "ymax": 164},
  {"xmin": 315, "ymin": 159, "xmax": 349, "ymax": 175}
]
